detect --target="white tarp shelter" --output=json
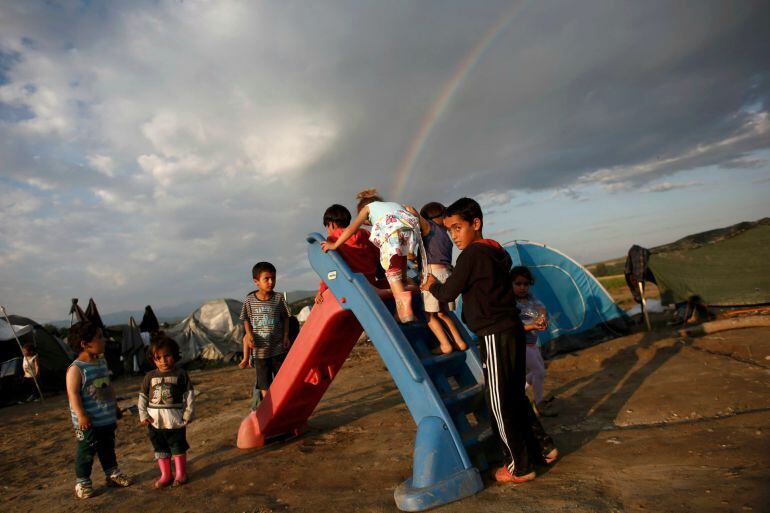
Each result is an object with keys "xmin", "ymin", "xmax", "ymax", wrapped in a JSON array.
[
  {"xmin": 297, "ymin": 305, "xmax": 312, "ymax": 323},
  {"xmin": 166, "ymin": 299, "xmax": 245, "ymax": 362}
]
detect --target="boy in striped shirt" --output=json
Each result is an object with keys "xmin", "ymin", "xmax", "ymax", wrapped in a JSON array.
[{"xmin": 239, "ymin": 261, "xmax": 291, "ymax": 410}]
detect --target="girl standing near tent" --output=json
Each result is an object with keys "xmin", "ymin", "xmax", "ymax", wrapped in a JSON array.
[
  {"xmin": 21, "ymin": 343, "xmax": 40, "ymax": 402},
  {"xmin": 511, "ymin": 266, "xmax": 551, "ymax": 413},
  {"xmin": 321, "ymin": 189, "xmax": 423, "ymax": 323}
]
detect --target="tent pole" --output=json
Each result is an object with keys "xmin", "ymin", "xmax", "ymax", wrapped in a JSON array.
[
  {"xmin": 637, "ymin": 282, "xmax": 652, "ymax": 331},
  {"xmin": 0, "ymin": 305, "xmax": 45, "ymax": 402}
]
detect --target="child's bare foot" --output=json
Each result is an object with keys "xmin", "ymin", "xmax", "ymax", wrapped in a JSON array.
[
  {"xmin": 439, "ymin": 343, "xmax": 454, "ymax": 354},
  {"xmin": 238, "ymin": 358, "xmax": 249, "ymax": 369}
]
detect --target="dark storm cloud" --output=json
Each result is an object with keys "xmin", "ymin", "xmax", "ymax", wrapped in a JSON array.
[{"xmin": 1, "ymin": 0, "xmax": 768, "ymax": 318}]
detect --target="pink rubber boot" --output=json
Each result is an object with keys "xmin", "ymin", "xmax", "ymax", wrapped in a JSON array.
[
  {"xmin": 172, "ymin": 454, "xmax": 188, "ymax": 486},
  {"xmin": 155, "ymin": 457, "xmax": 173, "ymax": 488}
]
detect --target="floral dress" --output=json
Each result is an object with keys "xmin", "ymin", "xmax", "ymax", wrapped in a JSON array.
[{"xmin": 367, "ymin": 202, "xmax": 424, "ymax": 274}]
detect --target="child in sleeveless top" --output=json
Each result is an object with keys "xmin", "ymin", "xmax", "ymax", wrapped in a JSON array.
[
  {"xmin": 321, "ymin": 188, "xmax": 422, "ymax": 322},
  {"xmin": 66, "ymin": 321, "xmax": 133, "ymax": 499}
]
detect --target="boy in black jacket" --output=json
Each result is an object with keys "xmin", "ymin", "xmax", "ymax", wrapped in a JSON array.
[{"xmin": 421, "ymin": 197, "xmax": 557, "ymax": 483}]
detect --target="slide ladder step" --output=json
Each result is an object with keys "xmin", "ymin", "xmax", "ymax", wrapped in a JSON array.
[
  {"xmin": 441, "ymin": 383, "xmax": 484, "ymax": 410},
  {"xmin": 460, "ymin": 424, "xmax": 494, "ymax": 447}
]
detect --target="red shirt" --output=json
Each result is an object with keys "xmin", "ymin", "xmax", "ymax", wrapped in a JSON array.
[{"xmin": 318, "ymin": 228, "xmax": 380, "ymax": 295}]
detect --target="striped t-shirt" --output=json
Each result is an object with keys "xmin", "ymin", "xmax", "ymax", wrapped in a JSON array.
[
  {"xmin": 68, "ymin": 358, "xmax": 117, "ymax": 428},
  {"xmin": 239, "ymin": 291, "xmax": 290, "ymax": 359}
]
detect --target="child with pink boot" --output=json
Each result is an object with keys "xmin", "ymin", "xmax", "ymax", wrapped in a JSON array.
[{"xmin": 138, "ymin": 336, "xmax": 195, "ymax": 488}]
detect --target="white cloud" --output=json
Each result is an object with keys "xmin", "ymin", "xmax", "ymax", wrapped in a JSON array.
[
  {"xmin": 87, "ymin": 154, "xmax": 116, "ymax": 177},
  {"xmin": 0, "ymin": 1, "xmax": 768, "ymax": 319},
  {"xmin": 241, "ymin": 117, "xmax": 337, "ymax": 177},
  {"xmin": 0, "ymin": 188, "xmax": 42, "ymax": 216},
  {"xmin": 601, "ymin": 182, "xmax": 633, "ymax": 193},
  {"xmin": 141, "ymin": 111, "xmax": 208, "ymax": 158},
  {"xmin": 476, "ymin": 190, "xmax": 517, "ymax": 208},
  {"xmin": 580, "ymin": 112, "xmax": 770, "ymax": 187},
  {"xmin": 23, "ymin": 177, "xmax": 56, "ymax": 191},
  {"xmin": 86, "ymin": 264, "xmax": 127, "ymax": 287},
  {"xmin": 641, "ymin": 181, "xmax": 704, "ymax": 193},
  {"xmin": 720, "ymin": 156, "xmax": 768, "ymax": 169},
  {"xmin": 550, "ymin": 187, "xmax": 589, "ymax": 201}
]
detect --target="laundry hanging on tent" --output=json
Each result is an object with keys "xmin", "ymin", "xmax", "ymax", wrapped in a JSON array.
[
  {"xmin": 140, "ymin": 305, "xmax": 160, "ymax": 333},
  {"xmin": 85, "ymin": 298, "xmax": 106, "ymax": 329},
  {"xmin": 69, "ymin": 299, "xmax": 87, "ymax": 325},
  {"xmin": 624, "ymin": 245, "xmax": 655, "ymax": 304},
  {"xmin": 121, "ymin": 317, "xmax": 147, "ymax": 374}
]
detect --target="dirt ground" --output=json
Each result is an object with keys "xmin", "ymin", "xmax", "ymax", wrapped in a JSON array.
[{"xmin": 1, "ymin": 324, "xmax": 768, "ymax": 513}]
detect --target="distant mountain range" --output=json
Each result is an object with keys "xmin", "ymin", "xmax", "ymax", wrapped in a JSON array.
[{"xmin": 47, "ymin": 290, "xmax": 317, "ymax": 327}]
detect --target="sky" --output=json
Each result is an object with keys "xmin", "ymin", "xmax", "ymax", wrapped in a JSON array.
[{"xmin": 1, "ymin": 0, "xmax": 769, "ymax": 321}]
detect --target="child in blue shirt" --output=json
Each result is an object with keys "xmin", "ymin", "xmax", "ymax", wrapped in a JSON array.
[
  {"xmin": 66, "ymin": 321, "xmax": 133, "ymax": 499},
  {"xmin": 411, "ymin": 202, "xmax": 467, "ymax": 354}
]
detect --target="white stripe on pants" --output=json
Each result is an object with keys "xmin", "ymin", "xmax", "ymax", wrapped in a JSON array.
[{"xmin": 484, "ymin": 334, "xmax": 515, "ymax": 473}]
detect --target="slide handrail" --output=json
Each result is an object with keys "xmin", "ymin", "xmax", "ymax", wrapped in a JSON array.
[{"xmin": 306, "ymin": 232, "xmax": 425, "ymax": 383}]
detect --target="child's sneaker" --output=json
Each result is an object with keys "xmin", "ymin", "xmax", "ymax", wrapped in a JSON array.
[
  {"xmin": 106, "ymin": 470, "xmax": 133, "ymax": 487},
  {"xmin": 74, "ymin": 481, "xmax": 94, "ymax": 499}
]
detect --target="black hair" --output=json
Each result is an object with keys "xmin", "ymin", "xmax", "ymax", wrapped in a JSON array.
[
  {"xmin": 68, "ymin": 320, "xmax": 100, "ymax": 353},
  {"xmin": 445, "ymin": 197, "xmax": 483, "ymax": 230},
  {"xmin": 252, "ymin": 261, "xmax": 277, "ymax": 279},
  {"xmin": 323, "ymin": 204, "xmax": 352, "ymax": 228},
  {"xmin": 149, "ymin": 335, "xmax": 181, "ymax": 363},
  {"xmin": 510, "ymin": 266, "xmax": 535, "ymax": 285},
  {"xmin": 420, "ymin": 202, "xmax": 446, "ymax": 221}
]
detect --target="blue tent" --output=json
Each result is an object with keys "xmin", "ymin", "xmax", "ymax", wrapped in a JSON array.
[
  {"xmin": 456, "ymin": 241, "xmax": 628, "ymax": 356},
  {"xmin": 505, "ymin": 241, "xmax": 628, "ymax": 356}
]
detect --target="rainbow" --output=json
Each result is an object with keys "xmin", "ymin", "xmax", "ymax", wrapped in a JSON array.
[{"xmin": 390, "ymin": 2, "xmax": 527, "ymax": 199}]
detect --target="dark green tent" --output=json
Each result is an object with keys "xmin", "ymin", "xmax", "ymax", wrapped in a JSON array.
[
  {"xmin": 630, "ymin": 219, "xmax": 770, "ymax": 306},
  {"xmin": 1, "ymin": 315, "xmax": 74, "ymax": 397}
]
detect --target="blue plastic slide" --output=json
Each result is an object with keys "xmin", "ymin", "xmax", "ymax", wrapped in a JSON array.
[{"xmin": 305, "ymin": 233, "xmax": 493, "ymax": 511}]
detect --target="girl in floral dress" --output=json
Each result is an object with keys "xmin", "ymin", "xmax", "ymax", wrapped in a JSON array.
[{"xmin": 321, "ymin": 188, "xmax": 424, "ymax": 322}]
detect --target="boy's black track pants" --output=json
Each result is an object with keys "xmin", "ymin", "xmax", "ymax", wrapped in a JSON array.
[{"xmin": 481, "ymin": 326, "xmax": 555, "ymax": 475}]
